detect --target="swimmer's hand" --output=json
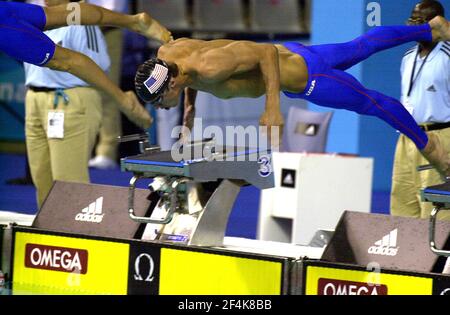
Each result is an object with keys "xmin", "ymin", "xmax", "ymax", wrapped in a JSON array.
[
  {"xmin": 178, "ymin": 126, "xmax": 192, "ymax": 145},
  {"xmin": 120, "ymin": 91, "xmax": 153, "ymax": 129},
  {"xmin": 133, "ymin": 12, "xmax": 173, "ymax": 44},
  {"xmin": 259, "ymin": 110, "xmax": 284, "ymax": 130},
  {"xmin": 259, "ymin": 110, "xmax": 284, "ymax": 149}
]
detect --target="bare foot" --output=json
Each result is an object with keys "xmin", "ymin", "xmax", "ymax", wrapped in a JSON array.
[
  {"xmin": 429, "ymin": 16, "xmax": 450, "ymax": 42},
  {"xmin": 133, "ymin": 13, "xmax": 173, "ymax": 44}
]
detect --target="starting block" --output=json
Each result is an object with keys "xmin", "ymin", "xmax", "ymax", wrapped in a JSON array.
[
  {"xmin": 121, "ymin": 138, "xmax": 274, "ymax": 247},
  {"xmin": 422, "ymin": 181, "xmax": 450, "ymax": 257}
]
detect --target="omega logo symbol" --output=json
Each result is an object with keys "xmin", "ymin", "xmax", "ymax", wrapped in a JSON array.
[
  {"xmin": 134, "ymin": 253, "xmax": 155, "ymax": 282},
  {"xmin": 440, "ymin": 288, "xmax": 450, "ymax": 295}
]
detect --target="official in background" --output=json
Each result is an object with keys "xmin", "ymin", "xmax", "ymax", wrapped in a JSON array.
[
  {"xmin": 391, "ymin": 0, "xmax": 450, "ymax": 220},
  {"xmin": 24, "ymin": 0, "xmax": 110, "ymax": 207}
]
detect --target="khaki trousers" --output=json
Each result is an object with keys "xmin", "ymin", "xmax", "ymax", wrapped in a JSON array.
[
  {"xmin": 26, "ymin": 87, "xmax": 102, "ymax": 207},
  {"xmin": 391, "ymin": 128, "xmax": 450, "ymax": 220},
  {"xmin": 95, "ymin": 29, "xmax": 124, "ymax": 160}
]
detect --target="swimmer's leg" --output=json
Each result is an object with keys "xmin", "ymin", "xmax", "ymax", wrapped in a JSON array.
[
  {"xmin": 303, "ymin": 67, "xmax": 450, "ymax": 175},
  {"xmin": 0, "ymin": 2, "xmax": 47, "ymax": 30},
  {"xmin": 308, "ymin": 23, "xmax": 433, "ymax": 70},
  {"xmin": 42, "ymin": 3, "xmax": 171, "ymax": 43},
  {"xmin": 0, "ymin": 16, "xmax": 55, "ymax": 66},
  {"xmin": 306, "ymin": 69, "xmax": 426, "ymax": 148},
  {"xmin": 46, "ymin": 46, "xmax": 152, "ymax": 129}
]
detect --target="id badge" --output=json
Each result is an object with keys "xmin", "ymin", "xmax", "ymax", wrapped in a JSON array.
[
  {"xmin": 47, "ymin": 111, "xmax": 64, "ymax": 139},
  {"xmin": 404, "ymin": 98, "xmax": 414, "ymax": 116}
]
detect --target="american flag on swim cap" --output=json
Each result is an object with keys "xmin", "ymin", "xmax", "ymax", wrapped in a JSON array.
[{"xmin": 143, "ymin": 64, "xmax": 169, "ymax": 94}]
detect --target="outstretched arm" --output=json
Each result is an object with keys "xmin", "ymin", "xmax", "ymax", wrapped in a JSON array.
[
  {"xmin": 43, "ymin": 3, "xmax": 172, "ymax": 43},
  {"xmin": 256, "ymin": 44, "xmax": 284, "ymax": 134},
  {"xmin": 47, "ymin": 46, "xmax": 152, "ymax": 129},
  {"xmin": 178, "ymin": 88, "xmax": 197, "ymax": 143},
  {"xmin": 183, "ymin": 88, "xmax": 197, "ymax": 131}
]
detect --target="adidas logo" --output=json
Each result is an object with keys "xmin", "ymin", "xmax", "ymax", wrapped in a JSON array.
[
  {"xmin": 283, "ymin": 173, "xmax": 294, "ymax": 185},
  {"xmin": 75, "ymin": 197, "xmax": 104, "ymax": 223},
  {"xmin": 367, "ymin": 229, "xmax": 399, "ymax": 256},
  {"xmin": 427, "ymin": 85, "xmax": 437, "ymax": 92},
  {"xmin": 281, "ymin": 169, "xmax": 296, "ymax": 188},
  {"xmin": 304, "ymin": 124, "xmax": 319, "ymax": 136}
]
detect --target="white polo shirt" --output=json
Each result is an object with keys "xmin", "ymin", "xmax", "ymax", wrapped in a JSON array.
[
  {"xmin": 87, "ymin": 0, "xmax": 129, "ymax": 13},
  {"xmin": 400, "ymin": 41, "xmax": 450, "ymax": 124},
  {"xmin": 24, "ymin": 25, "xmax": 111, "ymax": 89}
]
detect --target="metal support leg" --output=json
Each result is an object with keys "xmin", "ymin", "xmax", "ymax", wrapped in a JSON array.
[
  {"xmin": 128, "ymin": 175, "xmax": 186, "ymax": 224},
  {"xmin": 189, "ymin": 180, "xmax": 242, "ymax": 247},
  {"xmin": 429, "ymin": 205, "xmax": 450, "ymax": 257}
]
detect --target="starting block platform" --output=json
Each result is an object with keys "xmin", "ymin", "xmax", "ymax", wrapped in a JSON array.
[
  {"xmin": 120, "ymin": 142, "xmax": 273, "ymax": 247},
  {"xmin": 422, "ymin": 182, "xmax": 450, "ymax": 205},
  {"xmin": 122, "ymin": 145, "xmax": 273, "ymax": 189}
]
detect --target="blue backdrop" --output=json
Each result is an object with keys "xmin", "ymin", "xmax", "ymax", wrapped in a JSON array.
[{"xmin": 0, "ymin": 53, "xmax": 26, "ymax": 142}]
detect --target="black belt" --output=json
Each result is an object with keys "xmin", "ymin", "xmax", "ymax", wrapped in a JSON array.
[
  {"xmin": 28, "ymin": 86, "xmax": 58, "ymax": 93},
  {"xmin": 420, "ymin": 122, "xmax": 450, "ymax": 132},
  {"xmin": 101, "ymin": 26, "xmax": 117, "ymax": 34}
]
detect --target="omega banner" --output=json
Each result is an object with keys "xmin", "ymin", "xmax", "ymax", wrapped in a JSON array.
[
  {"xmin": 13, "ymin": 231, "xmax": 130, "ymax": 294},
  {"xmin": 321, "ymin": 211, "xmax": 450, "ymax": 273},
  {"xmin": 12, "ymin": 228, "xmax": 285, "ymax": 295},
  {"xmin": 303, "ymin": 261, "xmax": 450, "ymax": 295}
]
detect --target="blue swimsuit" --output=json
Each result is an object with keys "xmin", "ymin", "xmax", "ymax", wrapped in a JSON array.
[
  {"xmin": 0, "ymin": 2, "xmax": 55, "ymax": 66},
  {"xmin": 283, "ymin": 24, "xmax": 433, "ymax": 150}
]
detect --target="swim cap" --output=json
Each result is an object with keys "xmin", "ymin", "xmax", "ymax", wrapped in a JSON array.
[{"xmin": 135, "ymin": 58, "xmax": 172, "ymax": 104}]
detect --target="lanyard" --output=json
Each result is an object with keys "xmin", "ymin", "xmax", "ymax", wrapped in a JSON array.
[
  {"xmin": 53, "ymin": 89, "xmax": 70, "ymax": 109},
  {"xmin": 407, "ymin": 48, "xmax": 432, "ymax": 97}
]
